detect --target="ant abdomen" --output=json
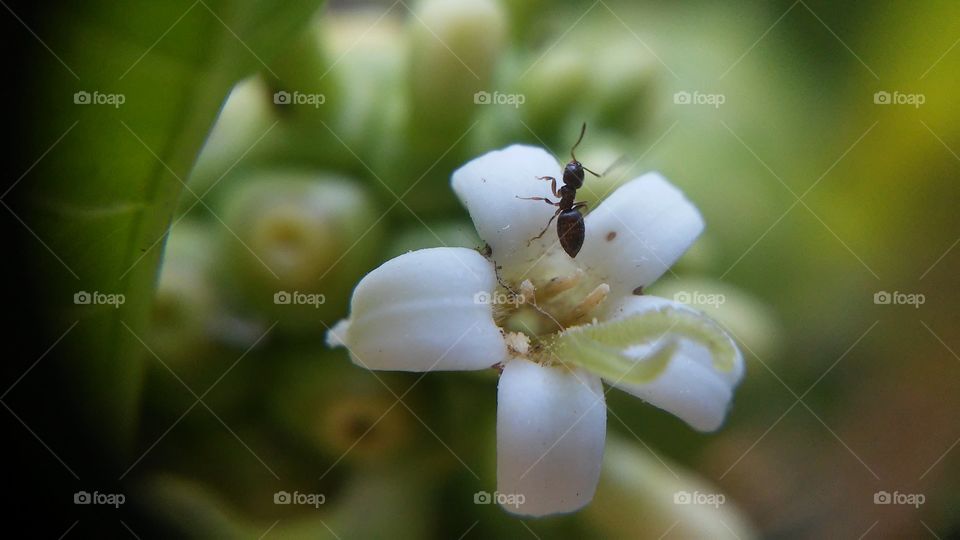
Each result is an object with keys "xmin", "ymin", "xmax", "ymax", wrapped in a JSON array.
[{"xmin": 557, "ymin": 209, "xmax": 585, "ymax": 257}]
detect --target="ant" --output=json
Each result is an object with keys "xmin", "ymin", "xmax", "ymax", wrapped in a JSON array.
[{"xmin": 516, "ymin": 122, "xmax": 600, "ymax": 258}]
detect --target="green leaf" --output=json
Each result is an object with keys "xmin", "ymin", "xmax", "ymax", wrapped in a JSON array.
[{"xmin": 20, "ymin": 0, "xmax": 324, "ymax": 456}]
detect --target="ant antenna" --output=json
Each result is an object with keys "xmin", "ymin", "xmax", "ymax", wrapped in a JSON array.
[
  {"xmin": 583, "ymin": 165, "xmax": 601, "ymax": 177},
  {"xmin": 570, "ymin": 122, "xmax": 601, "ymax": 177},
  {"xmin": 599, "ymin": 154, "xmax": 629, "ymax": 177},
  {"xmin": 570, "ymin": 122, "xmax": 587, "ymax": 161}
]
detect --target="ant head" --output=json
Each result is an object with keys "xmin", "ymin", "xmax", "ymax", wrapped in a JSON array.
[
  {"xmin": 563, "ymin": 160, "xmax": 585, "ymax": 188},
  {"xmin": 561, "ymin": 123, "xmax": 597, "ymax": 187}
]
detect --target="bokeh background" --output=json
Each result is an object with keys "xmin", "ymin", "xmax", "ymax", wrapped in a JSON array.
[{"xmin": 6, "ymin": 0, "xmax": 960, "ymax": 537}]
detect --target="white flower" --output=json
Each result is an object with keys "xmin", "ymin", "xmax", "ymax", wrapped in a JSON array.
[{"xmin": 327, "ymin": 145, "xmax": 744, "ymax": 517}]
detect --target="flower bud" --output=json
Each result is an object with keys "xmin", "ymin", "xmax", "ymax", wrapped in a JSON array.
[
  {"xmin": 408, "ymin": 0, "xmax": 507, "ymax": 140},
  {"xmin": 265, "ymin": 20, "xmax": 339, "ymax": 126},
  {"xmin": 322, "ymin": 8, "xmax": 407, "ymax": 167},
  {"xmin": 502, "ymin": 0, "xmax": 548, "ymax": 43},
  {"xmin": 148, "ymin": 221, "xmax": 219, "ymax": 362},
  {"xmin": 583, "ymin": 435, "xmax": 756, "ymax": 539},
  {"xmin": 215, "ymin": 172, "xmax": 382, "ymax": 330},
  {"xmin": 519, "ymin": 48, "xmax": 590, "ymax": 136},
  {"xmin": 268, "ymin": 353, "xmax": 413, "ymax": 463},
  {"xmin": 185, "ymin": 78, "xmax": 278, "ymax": 206},
  {"xmin": 142, "ymin": 466, "xmax": 432, "ymax": 538},
  {"xmin": 587, "ymin": 38, "xmax": 657, "ymax": 133}
]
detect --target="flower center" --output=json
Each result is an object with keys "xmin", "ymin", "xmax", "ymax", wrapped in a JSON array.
[{"xmin": 493, "ymin": 267, "xmax": 610, "ymax": 340}]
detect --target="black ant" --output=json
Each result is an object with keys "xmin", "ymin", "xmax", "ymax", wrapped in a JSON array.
[{"xmin": 516, "ymin": 122, "xmax": 600, "ymax": 258}]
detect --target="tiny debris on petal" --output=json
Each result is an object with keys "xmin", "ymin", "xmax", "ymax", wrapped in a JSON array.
[{"xmin": 505, "ymin": 331, "xmax": 531, "ymax": 357}]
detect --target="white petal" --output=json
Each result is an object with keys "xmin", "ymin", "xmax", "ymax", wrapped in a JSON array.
[
  {"xmin": 578, "ymin": 173, "xmax": 704, "ymax": 298},
  {"xmin": 330, "ymin": 247, "xmax": 507, "ymax": 371},
  {"xmin": 604, "ymin": 295, "xmax": 744, "ymax": 432},
  {"xmin": 452, "ymin": 145, "xmax": 562, "ymax": 272},
  {"xmin": 497, "ymin": 359, "xmax": 606, "ymax": 517}
]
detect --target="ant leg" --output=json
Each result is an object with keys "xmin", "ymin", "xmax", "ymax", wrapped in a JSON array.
[
  {"xmin": 516, "ymin": 195, "xmax": 560, "ymax": 206},
  {"xmin": 528, "ymin": 210, "xmax": 560, "ymax": 245},
  {"xmin": 572, "ymin": 201, "xmax": 589, "ymax": 211},
  {"xmin": 536, "ymin": 176, "xmax": 560, "ymax": 197}
]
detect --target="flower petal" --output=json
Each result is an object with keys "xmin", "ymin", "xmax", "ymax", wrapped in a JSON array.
[
  {"xmin": 497, "ymin": 359, "xmax": 606, "ymax": 517},
  {"xmin": 452, "ymin": 145, "xmax": 562, "ymax": 272},
  {"xmin": 328, "ymin": 247, "xmax": 507, "ymax": 371},
  {"xmin": 603, "ymin": 295, "xmax": 744, "ymax": 432},
  {"xmin": 578, "ymin": 173, "xmax": 704, "ymax": 298}
]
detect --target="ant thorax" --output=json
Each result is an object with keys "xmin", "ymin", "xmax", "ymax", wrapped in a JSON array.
[{"xmin": 558, "ymin": 185, "xmax": 577, "ymax": 205}]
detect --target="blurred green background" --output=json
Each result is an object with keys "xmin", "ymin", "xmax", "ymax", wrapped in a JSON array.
[{"xmin": 8, "ymin": 0, "xmax": 960, "ymax": 537}]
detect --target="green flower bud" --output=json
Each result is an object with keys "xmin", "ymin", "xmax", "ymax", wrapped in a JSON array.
[
  {"xmin": 269, "ymin": 353, "xmax": 412, "ymax": 464},
  {"xmin": 519, "ymin": 47, "xmax": 591, "ymax": 136},
  {"xmin": 143, "ymin": 467, "xmax": 433, "ymax": 540},
  {"xmin": 215, "ymin": 172, "xmax": 383, "ymax": 330},
  {"xmin": 583, "ymin": 435, "xmax": 757, "ymax": 539},
  {"xmin": 587, "ymin": 38, "xmax": 658, "ymax": 133},
  {"xmin": 148, "ymin": 221, "xmax": 219, "ymax": 362},
  {"xmin": 322, "ymin": 9, "xmax": 407, "ymax": 168},
  {"xmin": 320, "ymin": 395, "xmax": 412, "ymax": 461},
  {"xmin": 502, "ymin": 0, "xmax": 548, "ymax": 43},
  {"xmin": 184, "ymin": 78, "xmax": 278, "ymax": 207},
  {"xmin": 408, "ymin": 0, "xmax": 507, "ymax": 141},
  {"xmin": 265, "ymin": 19, "xmax": 340, "ymax": 126}
]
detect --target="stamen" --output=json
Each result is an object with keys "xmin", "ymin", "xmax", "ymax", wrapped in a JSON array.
[
  {"xmin": 519, "ymin": 279, "xmax": 536, "ymax": 304},
  {"xmin": 538, "ymin": 268, "xmax": 584, "ymax": 300},
  {"xmin": 567, "ymin": 283, "xmax": 610, "ymax": 323}
]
